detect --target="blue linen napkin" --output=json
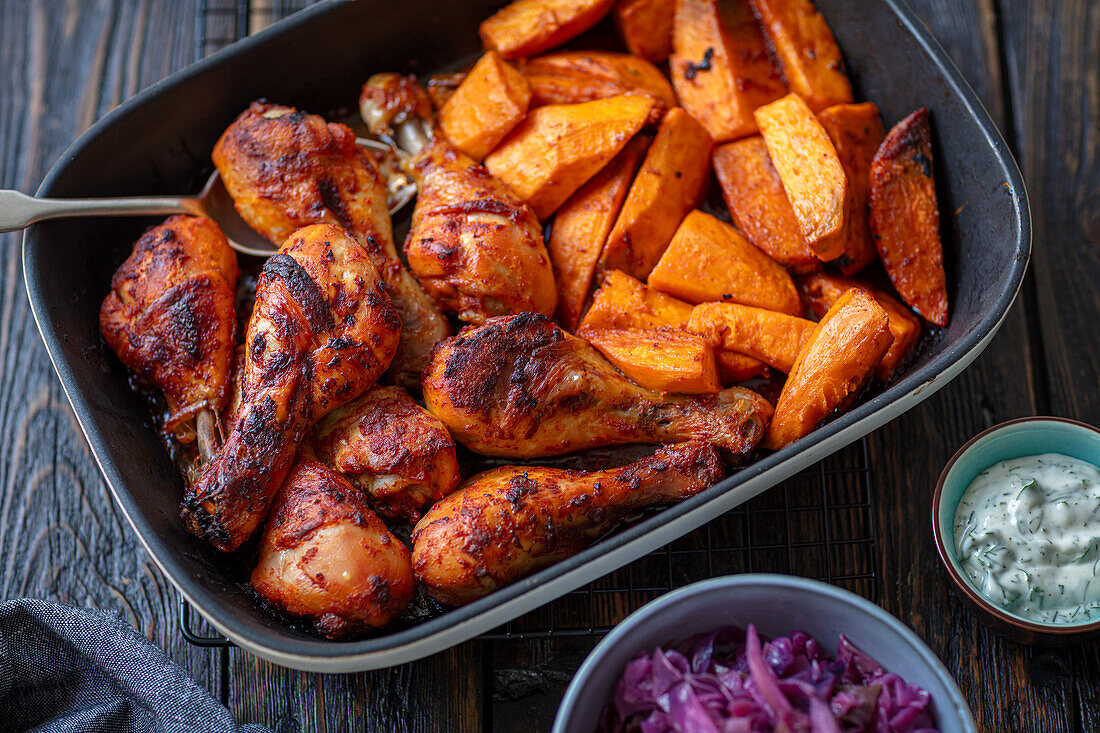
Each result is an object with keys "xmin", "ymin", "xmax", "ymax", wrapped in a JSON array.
[{"xmin": 0, "ymin": 598, "xmax": 269, "ymax": 732}]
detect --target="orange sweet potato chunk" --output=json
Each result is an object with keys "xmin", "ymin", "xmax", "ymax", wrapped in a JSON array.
[
  {"xmin": 796, "ymin": 272, "xmax": 922, "ymax": 381},
  {"xmin": 712, "ymin": 136, "xmax": 819, "ymax": 272},
  {"xmin": 597, "ymin": 108, "xmax": 712, "ymax": 279},
  {"xmin": 717, "ymin": 351, "xmax": 770, "ymax": 383},
  {"xmin": 688, "ymin": 302, "xmax": 816, "ymax": 373},
  {"xmin": 484, "ymin": 94, "xmax": 655, "ymax": 219},
  {"xmin": 549, "ymin": 137, "xmax": 649, "ymax": 330},
  {"xmin": 439, "ymin": 51, "xmax": 532, "ymax": 161},
  {"xmin": 868, "ymin": 108, "xmax": 948, "ymax": 326},
  {"xmin": 579, "ymin": 269, "xmax": 694, "ymax": 331},
  {"xmin": 614, "ymin": 0, "xmax": 675, "ymax": 63},
  {"xmin": 425, "ymin": 72, "xmax": 467, "ymax": 111},
  {"xmin": 765, "ymin": 288, "xmax": 893, "ymax": 450},
  {"xmin": 480, "ymin": 0, "xmax": 617, "ymax": 59},
  {"xmin": 817, "ymin": 102, "xmax": 885, "ymax": 275},
  {"xmin": 749, "ymin": 0, "xmax": 853, "ymax": 112},
  {"xmin": 647, "ymin": 210, "xmax": 801, "ymax": 315},
  {"xmin": 755, "ymin": 93, "xmax": 849, "ymax": 261},
  {"xmin": 518, "ymin": 51, "xmax": 675, "ymax": 118},
  {"xmin": 670, "ymin": 0, "xmax": 787, "ymax": 143},
  {"xmin": 582, "ymin": 328, "xmax": 721, "ymax": 393}
]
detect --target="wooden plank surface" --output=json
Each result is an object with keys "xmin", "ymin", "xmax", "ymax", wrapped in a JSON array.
[{"xmin": 0, "ymin": 1, "xmax": 1097, "ymax": 732}]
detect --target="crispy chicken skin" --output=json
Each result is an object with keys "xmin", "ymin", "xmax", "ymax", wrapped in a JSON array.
[
  {"xmin": 360, "ymin": 75, "xmax": 558, "ymax": 324},
  {"xmin": 181, "ymin": 224, "xmax": 402, "ymax": 552},
  {"xmin": 412, "ymin": 441, "xmax": 725, "ymax": 605},
  {"xmin": 313, "ymin": 385, "xmax": 461, "ymax": 522},
  {"xmin": 251, "ymin": 454, "xmax": 415, "ymax": 637},
  {"xmin": 100, "ymin": 215, "xmax": 238, "ymax": 440},
  {"xmin": 422, "ymin": 313, "xmax": 773, "ymax": 458},
  {"xmin": 212, "ymin": 101, "xmax": 447, "ymax": 387}
]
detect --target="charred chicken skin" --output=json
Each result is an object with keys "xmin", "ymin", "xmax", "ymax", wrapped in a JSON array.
[
  {"xmin": 100, "ymin": 215, "xmax": 238, "ymax": 457},
  {"xmin": 313, "ymin": 385, "xmax": 461, "ymax": 522},
  {"xmin": 412, "ymin": 441, "xmax": 725, "ymax": 606},
  {"xmin": 251, "ymin": 454, "xmax": 415, "ymax": 637},
  {"xmin": 181, "ymin": 224, "xmax": 402, "ymax": 552},
  {"xmin": 422, "ymin": 313, "xmax": 774, "ymax": 458},
  {"xmin": 212, "ymin": 101, "xmax": 447, "ymax": 387},
  {"xmin": 360, "ymin": 74, "xmax": 558, "ymax": 324}
]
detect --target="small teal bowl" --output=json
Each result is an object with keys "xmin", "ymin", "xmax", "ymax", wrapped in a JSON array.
[
  {"xmin": 932, "ymin": 416, "xmax": 1100, "ymax": 644},
  {"xmin": 552, "ymin": 575, "xmax": 975, "ymax": 733}
]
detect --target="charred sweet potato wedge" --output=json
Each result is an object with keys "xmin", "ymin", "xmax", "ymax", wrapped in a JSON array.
[
  {"xmin": 581, "ymin": 328, "xmax": 721, "ymax": 393},
  {"xmin": 480, "ymin": 0, "xmax": 617, "ymax": 59},
  {"xmin": 614, "ymin": 0, "xmax": 675, "ymax": 63},
  {"xmin": 549, "ymin": 136, "xmax": 649, "ymax": 330},
  {"xmin": 868, "ymin": 108, "xmax": 948, "ymax": 326},
  {"xmin": 597, "ymin": 108, "xmax": 712, "ymax": 279},
  {"xmin": 425, "ymin": 72, "xmax": 468, "ymax": 111},
  {"xmin": 717, "ymin": 351, "xmax": 770, "ymax": 383},
  {"xmin": 439, "ymin": 51, "xmax": 532, "ymax": 161},
  {"xmin": 712, "ymin": 136, "xmax": 819, "ymax": 272},
  {"xmin": 796, "ymin": 271, "xmax": 922, "ymax": 381},
  {"xmin": 766, "ymin": 288, "xmax": 893, "ymax": 450},
  {"xmin": 579, "ymin": 269, "xmax": 694, "ymax": 331},
  {"xmin": 670, "ymin": 0, "xmax": 788, "ymax": 143},
  {"xmin": 688, "ymin": 302, "xmax": 816, "ymax": 373},
  {"xmin": 755, "ymin": 93, "xmax": 849, "ymax": 261},
  {"xmin": 749, "ymin": 0, "xmax": 853, "ymax": 112},
  {"xmin": 518, "ymin": 51, "xmax": 675, "ymax": 119},
  {"xmin": 647, "ymin": 210, "xmax": 802, "ymax": 315},
  {"xmin": 484, "ymin": 94, "xmax": 655, "ymax": 219},
  {"xmin": 817, "ymin": 102, "xmax": 885, "ymax": 275}
]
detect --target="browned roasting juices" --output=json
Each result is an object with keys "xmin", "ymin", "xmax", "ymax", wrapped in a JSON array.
[{"xmin": 97, "ymin": 0, "xmax": 951, "ymax": 637}]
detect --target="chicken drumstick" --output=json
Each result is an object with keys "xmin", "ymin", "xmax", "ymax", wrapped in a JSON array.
[
  {"xmin": 422, "ymin": 313, "xmax": 773, "ymax": 458},
  {"xmin": 181, "ymin": 224, "xmax": 401, "ymax": 552}
]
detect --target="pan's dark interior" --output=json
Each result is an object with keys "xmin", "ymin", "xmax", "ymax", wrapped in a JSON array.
[{"xmin": 24, "ymin": 0, "xmax": 1028, "ymax": 661}]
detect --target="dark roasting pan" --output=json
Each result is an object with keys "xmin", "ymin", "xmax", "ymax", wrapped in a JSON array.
[{"xmin": 23, "ymin": 0, "xmax": 1029, "ymax": 671}]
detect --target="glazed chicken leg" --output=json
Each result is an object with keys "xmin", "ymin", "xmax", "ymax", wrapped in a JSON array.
[
  {"xmin": 422, "ymin": 313, "xmax": 774, "ymax": 458},
  {"xmin": 360, "ymin": 74, "xmax": 557, "ymax": 324},
  {"xmin": 213, "ymin": 101, "xmax": 447, "ymax": 387},
  {"xmin": 181, "ymin": 224, "xmax": 401, "ymax": 552},
  {"xmin": 251, "ymin": 453, "xmax": 415, "ymax": 637},
  {"xmin": 412, "ymin": 441, "xmax": 725, "ymax": 606},
  {"xmin": 100, "ymin": 215, "xmax": 238, "ymax": 458}
]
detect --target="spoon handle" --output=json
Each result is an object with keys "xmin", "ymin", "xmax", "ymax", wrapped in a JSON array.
[{"xmin": 0, "ymin": 189, "xmax": 198, "ymax": 233}]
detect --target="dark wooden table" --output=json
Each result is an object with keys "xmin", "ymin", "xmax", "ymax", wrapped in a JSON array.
[{"xmin": 1, "ymin": 1, "xmax": 1097, "ymax": 731}]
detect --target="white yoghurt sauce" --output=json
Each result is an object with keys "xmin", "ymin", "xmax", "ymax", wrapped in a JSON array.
[{"xmin": 953, "ymin": 452, "xmax": 1100, "ymax": 624}]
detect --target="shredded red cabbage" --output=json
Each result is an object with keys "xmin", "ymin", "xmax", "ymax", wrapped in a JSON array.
[{"xmin": 598, "ymin": 624, "xmax": 940, "ymax": 733}]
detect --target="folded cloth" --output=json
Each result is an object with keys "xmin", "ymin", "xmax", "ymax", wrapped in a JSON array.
[{"xmin": 0, "ymin": 598, "xmax": 269, "ymax": 733}]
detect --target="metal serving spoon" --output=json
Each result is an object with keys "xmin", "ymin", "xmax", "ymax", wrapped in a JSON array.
[{"xmin": 0, "ymin": 139, "xmax": 416, "ymax": 258}]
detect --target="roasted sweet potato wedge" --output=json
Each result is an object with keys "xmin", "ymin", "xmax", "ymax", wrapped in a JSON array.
[
  {"xmin": 817, "ymin": 102, "xmax": 885, "ymax": 275},
  {"xmin": 717, "ymin": 351, "xmax": 770, "ymax": 383},
  {"xmin": 647, "ymin": 210, "xmax": 801, "ymax": 315},
  {"xmin": 688, "ymin": 302, "xmax": 815, "ymax": 373},
  {"xmin": 597, "ymin": 108, "xmax": 712, "ymax": 279},
  {"xmin": 766, "ymin": 288, "xmax": 892, "ymax": 450},
  {"xmin": 426, "ymin": 72, "xmax": 469, "ymax": 112},
  {"xmin": 749, "ymin": 0, "xmax": 853, "ymax": 112},
  {"xmin": 614, "ymin": 0, "xmax": 675, "ymax": 63},
  {"xmin": 796, "ymin": 272, "xmax": 922, "ymax": 381},
  {"xmin": 868, "ymin": 108, "xmax": 948, "ymax": 326},
  {"xmin": 579, "ymin": 269, "xmax": 694, "ymax": 331},
  {"xmin": 755, "ymin": 93, "xmax": 849, "ymax": 261},
  {"xmin": 549, "ymin": 136, "xmax": 649, "ymax": 330},
  {"xmin": 484, "ymin": 94, "xmax": 655, "ymax": 219},
  {"xmin": 518, "ymin": 51, "xmax": 675, "ymax": 118},
  {"xmin": 480, "ymin": 0, "xmax": 617, "ymax": 59},
  {"xmin": 712, "ymin": 136, "xmax": 819, "ymax": 272},
  {"xmin": 581, "ymin": 328, "xmax": 721, "ymax": 393},
  {"xmin": 439, "ymin": 51, "xmax": 532, "ymax": 161},
  {"xmin": 670, "ymin": 0, "xmax": 787, "ymax": 142}
]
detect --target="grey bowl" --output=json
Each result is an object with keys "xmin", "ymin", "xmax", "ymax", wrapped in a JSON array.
[{"xmin": 552, "ymin": 575, "xmax": 976, "ymax": 733}]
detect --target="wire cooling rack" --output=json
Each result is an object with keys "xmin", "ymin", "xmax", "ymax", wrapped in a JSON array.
[{"xmin": 180, "ymin": 0, "xmax": 879, "ymax": 647}]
